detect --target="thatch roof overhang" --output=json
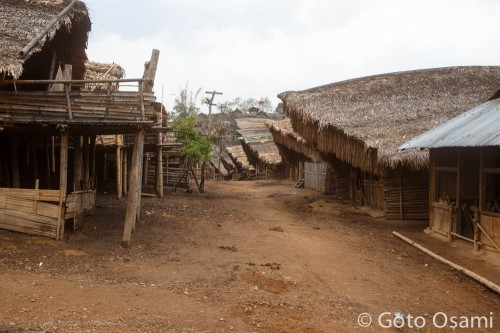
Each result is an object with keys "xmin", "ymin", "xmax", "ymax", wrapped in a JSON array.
[
  {"xmin": 241, "ymin": 138, "xmax": 283, "ymax": 167},
  {"xmin": 279, "ymin": 66, "xmax": 500, "ymax": 177},
  {"xmin": 400, "ymin": 98, "xmax": 500, "ymax": 149},
  {"xmin": 266, "ymin": 118, "xmax": 324, "ymax": 163},
  {"xmin": 226, "ymin": 145, "xmax": 253, "ymax": 171},
  {"xmin": 0, "ymin": 0, "xmax": 91, "ymax": 80}
]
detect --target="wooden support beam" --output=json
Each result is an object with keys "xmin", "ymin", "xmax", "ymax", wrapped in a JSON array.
[
  {"xmin": 89, "ymin": 135, "xmax": 96, "ymax": 190},
  {"xmin": 11, "ymin": 137, "xmax": 20, "ymax": 188},
  {"xmin": 123, "ymin": 128, "xmax": 145, "ymax": 247},
  {"xmin": 143, "ymin": 154, "xmax": 149, "ymax": 186},
  {"xmin": 45, "ymin": 137, "xmax": 51, "ymax": 189},
  {"xmin": 136, "ymin": 138, "xmax": 145, "ymax": 224},
  {"xmin": 83, "ymin": 135, "xmax": 90, "ymax": 189},
  {"xmin": 123, "ymin": 148, "xmax": 128, "ymax": 196},
  {"xmin": 57, "ymin": 132, "xmax": 69, "ymax": 240},
  {"xmin": 31, "ymin": 138, "xmax": 38, "ymax": 186},
  {"xmin": 116, "ymin": 145, "xmax": 123, "ymax": 199},
  {"xmin": 73, "ymin": 134, "xmax": 82, "ymax": 192},
  {"xmin": 156, "ymin": 146, "xmax": 163, "ymax": 198}
]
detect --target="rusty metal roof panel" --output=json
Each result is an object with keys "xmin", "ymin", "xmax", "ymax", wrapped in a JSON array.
[{"xmin": 400, "ymin": 98, "xmax": 500, "ymax": 149}]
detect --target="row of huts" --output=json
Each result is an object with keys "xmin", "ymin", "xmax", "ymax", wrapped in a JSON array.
[
  {"xmin": 268, "ymin": 66, "xmax": 500, "ymax": 252},
  {"xmin": 0, "ymin": 0, "xmax": 167, "ymax": 246}
]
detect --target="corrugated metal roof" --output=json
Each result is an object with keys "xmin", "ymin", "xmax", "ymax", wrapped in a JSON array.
[{"xmin": 399, "ymin": 98, "xmax": 500, "ymax": 149}]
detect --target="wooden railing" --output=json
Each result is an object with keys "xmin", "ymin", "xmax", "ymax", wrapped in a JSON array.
[{"xmin": 0, "ymin": 79, "xmax": 156, "ymax": 125}]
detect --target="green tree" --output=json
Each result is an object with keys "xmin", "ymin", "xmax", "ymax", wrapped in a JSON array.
[
  {"xmin": 173, "ymin": 81, "xmax": 202, "ymax": 116},
  {"xmin": 172, "ymin": 114, "xmax": 213, "ymax": 192}
]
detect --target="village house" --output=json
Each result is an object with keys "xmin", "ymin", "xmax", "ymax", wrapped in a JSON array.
[
  {"xmin": 0, "ymin": 0, "xmax": 160, "ymax": 246},
  {"xmin": 400, "ymin": 91, "xmax": 500, "ymax": 252},
  {"xmin": 278, "ymin": 66, "xmax": 500, "ymax": 219}
]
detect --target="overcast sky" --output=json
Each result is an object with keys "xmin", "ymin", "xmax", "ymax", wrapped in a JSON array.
[{"xmin": 84, "ymin": 0, "xmax": 500, "ymax": 113}]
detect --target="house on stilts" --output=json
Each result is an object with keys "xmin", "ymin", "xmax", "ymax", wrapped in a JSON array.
[
  {"xmin": 278, "ymin": 67, "xmax": 500, "ymax": 219},
  {"xmin": 0, "ymin": 0, "xmax": 160, "ymax": 246},
  {"xmin": 400, "ymin": 90, "xmax": 500, "ymax": 253}
]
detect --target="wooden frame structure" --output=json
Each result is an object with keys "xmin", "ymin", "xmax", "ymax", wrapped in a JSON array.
[
  {"xmin": 278, "ymin": 67, "xmax": 500, "ymax": 219},
  {"xmin": 0, "ymin": 51, "xmax": 161, "ymax": 244}
]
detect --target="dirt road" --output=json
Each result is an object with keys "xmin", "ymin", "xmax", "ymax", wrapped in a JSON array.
[{"xmin": 0, "ymin": 180, "xmax": 498, "ymax": 332}]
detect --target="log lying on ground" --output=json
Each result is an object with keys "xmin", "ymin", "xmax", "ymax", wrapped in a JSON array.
[{"xmin": 392, "ymin": 231, "xmax": 500, "ymax": 295}]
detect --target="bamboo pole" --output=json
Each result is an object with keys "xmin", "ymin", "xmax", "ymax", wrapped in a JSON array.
[
  {"xmin": 123, "ymin": 129, "xmax": 144, "ymax": 247},
  {"xmin": 31, "ymin": 138, "xmax": 38, "ymax": 185},
  {"xmin": 392, "ymin": 231, "xmax": 500, "ymax": 295},
  {"xmin": 123, "ymin": 148, "xmax": 128, "ymax": 196},
  {"xmin": 156, "ymin": 146, "xmax": 163, "ymax": 198},
  {"xmin": 136, "ymin": 138, "xmax": 144, "ymax": 224},
  {"xmin": 11, "ymin": 137, "xmax": 20, "ymax": 188},
  {"xmin": 83, "ymin": 135, "xmax": 89, "ymax": 189},
  {"xmin": 116, "ymin": 135, "xmax": 123, "ymax": 199},
  {"xmin": 116, "ymin": 145, "xmax": 123, "ymax": 199},
  {"xmin": 89, "ymin": 135, "xmax": 96, "ymax": 190},
  {"xmin": 56, "ymin": 132, "xmax": 69, "ymax": 240},
  {"xmin": 73, "ymin": 135, "xmax": 82, "ymax": 192}
]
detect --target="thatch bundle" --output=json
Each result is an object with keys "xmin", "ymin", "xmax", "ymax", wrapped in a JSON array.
[
  {"xmin": 83, "ymin": 61, "xmax": 125, "ymax": 91},
  {"xmin": 226, "ymin": 145, "xmax": 254, "ymax": 171},
  {"xmin": 0, "ymin": 0, "xmax": 90, "ymax": 79},
  {"xmin": 241, "ymin": 138, "xmax": 283, "ymax": 166},
  {"xmin": 266, "ymin": 118, "xmax": 324, "ymax": 163},
  {"xmin": 279, "ymin": 66, "xmax": 500, "ymax": 176}
]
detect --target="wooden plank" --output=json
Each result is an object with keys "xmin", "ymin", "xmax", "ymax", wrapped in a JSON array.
[
  {"xmin": 0, "ymin": 194, "xmax": 59, "ymax": 219},
  {"xmin": 0, "ymin": 188, "xmax": 60, "ymax": 202},
  {"xmin": 0, "ymin": 210, "xmax": 58, "ymax": 238}
]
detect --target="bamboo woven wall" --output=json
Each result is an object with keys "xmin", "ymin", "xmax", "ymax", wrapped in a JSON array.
[
  {"xmin": 0, "ymin": 188, "xmax": 60, "ymax": 238},
  {"xmin": 382, "ymin": 170, "xmax": 429, "ymax": 220}
]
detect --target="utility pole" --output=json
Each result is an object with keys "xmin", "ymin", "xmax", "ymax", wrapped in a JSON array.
[
  {"xmin": 201, "ymin": 90, "xmax": 222, "ymax": 191},
  {"xmin": 205, "ymin": 90, "xmax": 222, "ymax": 136}
]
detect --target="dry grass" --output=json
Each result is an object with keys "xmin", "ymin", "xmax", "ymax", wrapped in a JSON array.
[
  {"xmin": 280, "ymin": 66, "xmax": 500, "ymax": 176},
  {"xmin": 0, "ymin": 0, "xmax": 90, "ymax": 79}
]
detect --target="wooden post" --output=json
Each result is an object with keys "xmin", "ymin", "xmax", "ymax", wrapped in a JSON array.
[
  {"xmin": 473, "ymin": 210, "xmax": 480, "ymax": 252},
  {"xmin": 447, "ymin": 202, "xmax": 455, "ymax": 242},
  {"xmin": 45, "ymin": 137, "xmax": 51, "ymax": 188},
  {"xmin": 428, "ymin": 150, "xmax": 436, "ymax": 231},
  {"xmin": 479, "ymin": 148, "xmax": 484, "ymax": 211},
  {"xmin": 116, "ymin": 135, "xmax": 123, "ymax": 199},
  {"xmin": 123, "ymin": 147, "xmax": 128, "ymax": 196},
  {"xmin": 73, "ymin": 135, "xmax": 82, "ymax": 191},
  {"xmin": 136, "ymin": 138, "xmax": 145, "ymax": 223},
  {"xmin": 456, "ymin": 150, "xmax": 462, "ymax": 234},
  {"xmin": 123, "ymin": 128, "xmax": 145, "ymax": 247},
  {"xmin": 143, "ymin": 154, "xmax": 149, "ymax": 186},
  {"xmin": 31, "ymin": 138, "xmax": 38, "ymax": 186},
  {"xmin": 89, "ymin": 135, "xmax": 96, "ymax": 190},
  {"xmin": 83, "ymin": 135, "xmax": 90, "ymax": 189},
  {"xmin": 156, "ymin": 146, "xmax": 164, "ymax": 198},
  {"xmin": 57, "ymin": 132, "xmax": 69, "ymax": 240},
  {"xmin": 11, "ymin": 137, "xmax": 20, "ymax": 188}
]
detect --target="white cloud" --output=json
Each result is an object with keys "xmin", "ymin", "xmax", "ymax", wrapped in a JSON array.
[{"xmin": 86, "ymin": 0, "xmax": 500, "ymax": 112}]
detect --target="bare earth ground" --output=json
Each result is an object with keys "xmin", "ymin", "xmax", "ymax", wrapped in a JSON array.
[{"xmin": 0, "ymin": 180, "xmax": 499, "ymax": 333}]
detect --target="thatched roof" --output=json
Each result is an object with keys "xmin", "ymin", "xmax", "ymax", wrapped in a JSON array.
[
  {"xmin": 83, "ymin": 61, "xmax": 125, "ymax": 91},
  {"xmin": 226, "ymin": 145, "xmax": 254, "ymax": 171},
  {"xmin": 266, "ymin": 118, "xmax": 324, "ymax": 163},
  {"xmin": 0, "ymin": 0, "xmax": 90, "ymax": 79},
  {"xmin": 279, "ymin": 66, "xmax": 500, "ymax": 176},
  {"xmin": 84, "ymin": 61, "xmax": 125, "ymax": 81},
  {"xmin": 241, "ymin": 138, "xmax": 283, "ymax": 166},
  {"xmin": 400, "ymin": 98, "xmax": 500, "ymax": 149}
]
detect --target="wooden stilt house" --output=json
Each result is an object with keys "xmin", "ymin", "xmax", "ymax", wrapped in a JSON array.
[
  {"xmin": 0, "ymin": 1, "xmax": 160, "ymax": 246},
  {"xmin": 400, "ymin": 92, "xmax": 500, "ymax": 252},
  {"xmin": 279, "ymin": 67, "xmax": 500, "ymax": 219}
]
